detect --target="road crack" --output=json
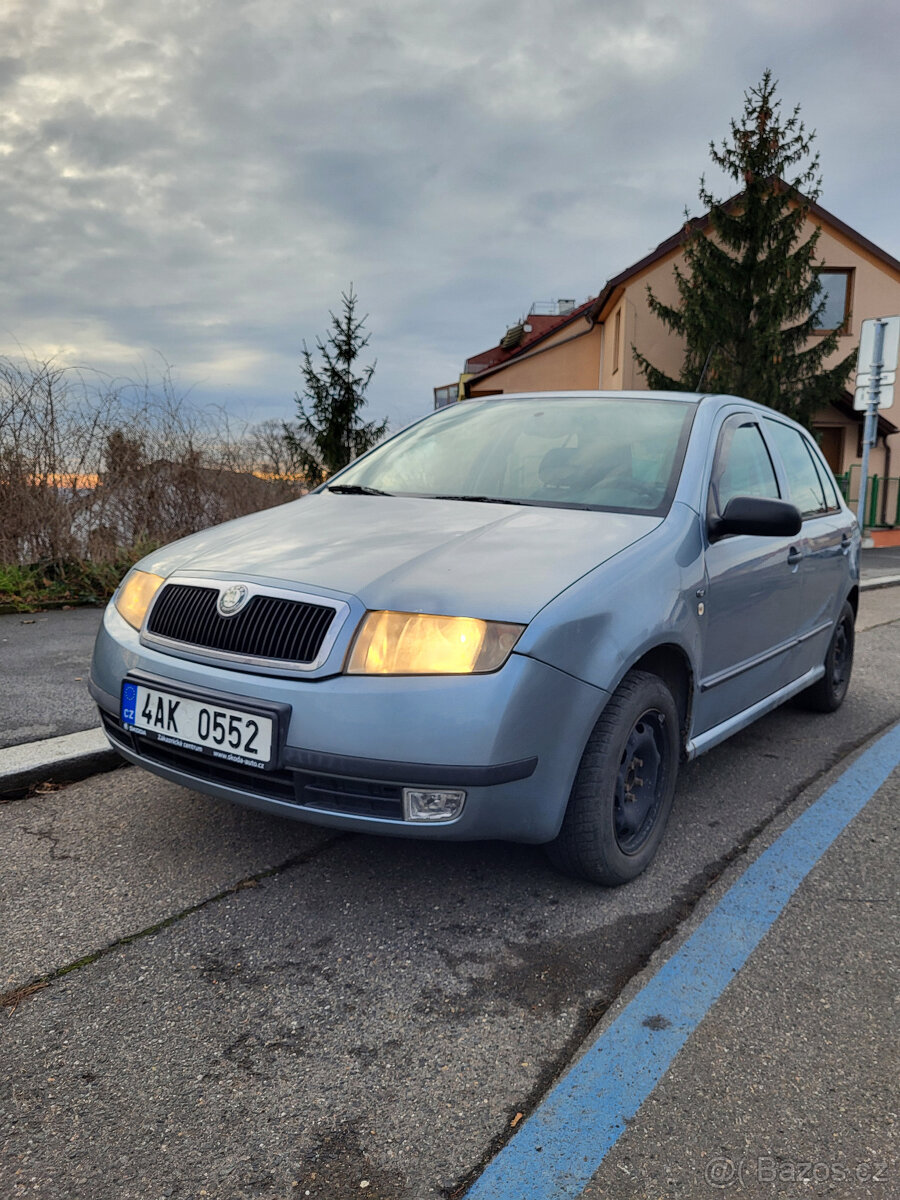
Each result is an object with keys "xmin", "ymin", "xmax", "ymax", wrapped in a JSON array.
[
  {"xmin": 0, "ymin": 832, "xmax": 349, "ymax": 1014},
  {"xmin": 20, "ymin": 822, "xmax": 74, "ymax": 862}
]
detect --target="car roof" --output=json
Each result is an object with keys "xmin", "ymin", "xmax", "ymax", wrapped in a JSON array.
[
  {"xmin": 476, "ymin": 390, "xmax": 700, "ymax": 404},
  {"xmin": 475, "ymin": 391, "xmax": 809, "ymax": 430}
]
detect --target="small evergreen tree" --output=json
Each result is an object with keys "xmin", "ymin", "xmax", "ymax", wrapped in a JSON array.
[
  {"xmin": 284, "ymin": 287, "xmax": 388, "ymax": 485},
  {"xmin": 634, "ymin": 71, "xmax": 856, "ymax": 427}
]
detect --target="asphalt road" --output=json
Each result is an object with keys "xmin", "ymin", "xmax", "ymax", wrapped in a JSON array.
[
  {"xmin": 2, "ymin": 588, "xmax": 899, "ymax": 1199},
  {"xmin": 0, "ymin": 608, "xmax": 102, "ymax": 749}
]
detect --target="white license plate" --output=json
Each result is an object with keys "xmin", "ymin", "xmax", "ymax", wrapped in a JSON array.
[{"xmin": 121, "ymin": 682, "xmax": 275, "ymax": 769}]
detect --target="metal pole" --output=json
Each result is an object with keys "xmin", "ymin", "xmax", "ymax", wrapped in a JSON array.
[{"xmin": 857, "ymin": 319, "xmax": 886, "ymax": 534}]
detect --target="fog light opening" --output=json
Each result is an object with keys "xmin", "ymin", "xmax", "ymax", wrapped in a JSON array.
[{"xmin": 402, "ymin": 787, "xmax": 466, "ymax": 823}]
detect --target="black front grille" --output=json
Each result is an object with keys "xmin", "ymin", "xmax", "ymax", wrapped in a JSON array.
[
  {"xmin": 146, "ymin": 583, "xmax": 337, "ymax": 665},
  {"xmin": 297, "ymin": 774, "xmax": 404, "ymax": 820}
]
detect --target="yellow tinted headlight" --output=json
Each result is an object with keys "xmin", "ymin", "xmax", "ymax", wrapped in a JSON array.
[
  {"xmin": 347, "ymin": 611, "xmax": 524, "ymax": 675},
  {"xmin": 114, "ymin": 569, "xmax": 166, "ymax": 630}
]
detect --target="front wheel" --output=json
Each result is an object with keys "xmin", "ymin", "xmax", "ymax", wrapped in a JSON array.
[
  {"xmin": 545, "ymin": 670, "xmax": 680, "ymax": 886},
  {"xmin": 798, "ymin": 600, "xmax": 855, "ymax": 713}
]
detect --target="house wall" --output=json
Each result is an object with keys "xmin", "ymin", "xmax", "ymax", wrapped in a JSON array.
[
  {"xmin": 813, "ymin": 222, "xmax": 900, "ymax": 364},
  {"xmin": 468, "ymin": 323, "xmax": 601, "ymax": 396},
  {"xmin": 602, "ymin": 254, "xmax": 685, "ymax": 390},
  {"xmin": 811, "ymin": 410, "xmax": 891, "ymax": 499}
]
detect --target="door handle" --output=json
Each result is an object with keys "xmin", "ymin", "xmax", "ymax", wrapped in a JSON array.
[
  {"xmin": 787, "ymin": 546, "xmax": 803, "ymax": 567},
  {"xmin": 840, "ymin": 534, "xmax": 852, "ymax": 551}
]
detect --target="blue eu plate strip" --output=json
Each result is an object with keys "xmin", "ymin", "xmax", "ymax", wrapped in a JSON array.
[
  {"xmin": 466, "ymin": 721, "xmax": 900, "ymax": 1199},
  {"xmin": 121, "ymin": 681, "xmax": 138, "ymax": 726}
]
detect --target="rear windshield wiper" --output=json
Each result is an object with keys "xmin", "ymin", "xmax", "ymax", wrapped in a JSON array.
[{"xmin": 326, "ymin": 484, "xmax": 393, "ymax": 496}]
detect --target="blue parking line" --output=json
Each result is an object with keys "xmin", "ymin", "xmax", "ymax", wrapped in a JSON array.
[{"xmin": 466, "ymin": 721, "xmax": 900, "ymax": 1200}]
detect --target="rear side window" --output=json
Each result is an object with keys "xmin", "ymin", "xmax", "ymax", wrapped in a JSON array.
[
  {"xmin": 806, "ymin": 442, "xmax": 843, "ymax": 511},
  {"xmin": 764, "ymin": 420, "xmax": 829, "ymax": 518},
  {"xmin": 708, "ymin": 420, "xmax": 781, "ymax": 518}
]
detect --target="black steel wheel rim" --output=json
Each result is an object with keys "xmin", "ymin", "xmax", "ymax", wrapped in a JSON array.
[
  {"xmin": 614, "ymin": 708, "xmax": 667, "ymax": 854},
  {"xmin": 831, "ymin": 617, "xmax": 852, "ymax": 691}
]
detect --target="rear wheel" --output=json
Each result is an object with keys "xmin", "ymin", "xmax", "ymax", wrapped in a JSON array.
[
  {"xmin": 798, "ymin": 600, "xmax": 855, "ymax": 713},
  {"xmin": 546, "ymin": 670, "xmax": 680, "ymax": 886}
]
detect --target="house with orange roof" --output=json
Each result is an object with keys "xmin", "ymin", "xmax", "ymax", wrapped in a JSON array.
[{"xmin": 436, "ymin": 195, "xmax": 900, "ymax": 530}]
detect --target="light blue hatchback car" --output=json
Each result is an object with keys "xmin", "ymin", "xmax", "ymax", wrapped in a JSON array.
[{"xmin": 90, "ymin": 392, "xmax": 859, "ymax": 885}]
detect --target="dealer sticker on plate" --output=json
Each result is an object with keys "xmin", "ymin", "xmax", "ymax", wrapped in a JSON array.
[{"xmin": 121, "ymin": 681, "xmax": 275, "ymax": 769}]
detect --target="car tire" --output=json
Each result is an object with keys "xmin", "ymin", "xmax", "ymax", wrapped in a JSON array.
[
  {"xmin": 545, "ymin": 669, "xmax": 680, "ymax": 886},
  {"xmin": 798, "ymin": 600, "xmax": 855, "ymax": 713}
]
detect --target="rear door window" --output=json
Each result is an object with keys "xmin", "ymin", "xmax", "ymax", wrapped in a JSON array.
[
  {"xmin": 763, "ymin": 420, "xmax": 829, "ymax": 518},
  {"xmin": 806, "ymin": 441, "xmax": 843, "ymax": 511}
]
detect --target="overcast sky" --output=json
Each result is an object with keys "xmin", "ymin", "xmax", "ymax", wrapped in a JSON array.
[{"xmin": 2, "ymin": 0, "xmax": 898, "ymax": 433}]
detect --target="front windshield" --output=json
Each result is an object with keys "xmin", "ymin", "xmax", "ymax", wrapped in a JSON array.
[{"xmin": 329, "ymin": 396, "xmax": 696, "ymax": 514}]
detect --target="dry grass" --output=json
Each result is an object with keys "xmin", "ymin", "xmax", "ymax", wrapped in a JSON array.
[{"xmin": 1, "ymin": 980, "xmax": 50, "ymax": 1013}]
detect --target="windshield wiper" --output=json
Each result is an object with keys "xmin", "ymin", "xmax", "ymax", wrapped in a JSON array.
[
  {"xmin": 326, "ymin": 484, "xmax": 393, "ymax": 496},
  {"xmin": 427, "ymin": 494, "xmax": 533, "ymax": 506},
  {"xmin": 328, "ymin": 486, "xmax": 531, "ymax": 505}
]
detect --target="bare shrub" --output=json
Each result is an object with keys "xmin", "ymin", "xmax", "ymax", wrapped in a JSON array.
[{"xmin": 0, "ymin": 355, "xmax": 304, "ymax": 566}]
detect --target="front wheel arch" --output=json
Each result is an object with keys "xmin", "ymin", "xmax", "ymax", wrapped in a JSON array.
[
  {"xmin": 625, "ymin": 643, "xmax": 694, "ymax": 758},
  {"xmin": 545, "ymin": 668, "xmax": 681, "ymax": 886}
]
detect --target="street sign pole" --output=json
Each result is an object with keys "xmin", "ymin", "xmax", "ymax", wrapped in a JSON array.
[{"xmin": 857, "ymin": 320, "xmax": 885, "ymax": 535}]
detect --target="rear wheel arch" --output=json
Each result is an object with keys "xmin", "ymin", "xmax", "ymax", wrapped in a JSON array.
[{"xmin": 798, "ymin": 598, "xmax": 855, "ymax": 713}]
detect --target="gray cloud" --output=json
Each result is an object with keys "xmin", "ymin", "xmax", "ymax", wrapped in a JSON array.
[{"xmin": 0, "ymin": 0, "xmax": 897, "ymax": 431}]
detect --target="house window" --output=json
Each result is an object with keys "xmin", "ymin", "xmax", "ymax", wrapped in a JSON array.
[
  {"xmin": 612, "ymin": 308, "xmax": 622, "ymax": 374},
  {"xmin": 815, "ymin": 269, "xmax": 852, "ymax": 333},
  {"xmin": 433, "ymin": 384, "xmax": 458, "ymax": 409}
]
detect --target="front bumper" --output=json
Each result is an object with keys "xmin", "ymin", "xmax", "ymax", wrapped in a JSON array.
[{"xmin": 91, "ymin": 603, "xmax": 608, "ymax": 844}]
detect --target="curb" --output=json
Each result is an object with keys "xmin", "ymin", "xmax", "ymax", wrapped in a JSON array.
[
  {"xmin": 860, "ymin": 573, "xmax": 900, "ymax": 591},
  {"xmin": 0, "ymin": 728, "xmax": 122, "ymax": 799}
]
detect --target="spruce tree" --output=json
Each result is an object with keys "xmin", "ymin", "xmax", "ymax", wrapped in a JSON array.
[
  {"xmin": 634, "ymin": 71, "xmax": 856, "ymax": 427},
  {"xmin": 284, "ymin": 287, "xmax": 388, "ymax": 486}
]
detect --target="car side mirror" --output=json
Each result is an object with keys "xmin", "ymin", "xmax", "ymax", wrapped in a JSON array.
[{"xmin": 708, "ymin": 496, "xmax": 802, "ymax": 541}]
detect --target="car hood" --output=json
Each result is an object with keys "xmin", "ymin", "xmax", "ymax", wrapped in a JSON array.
[{"xmin": 142, "ymin": 493, "xmax": 662, "ymax": 623}]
